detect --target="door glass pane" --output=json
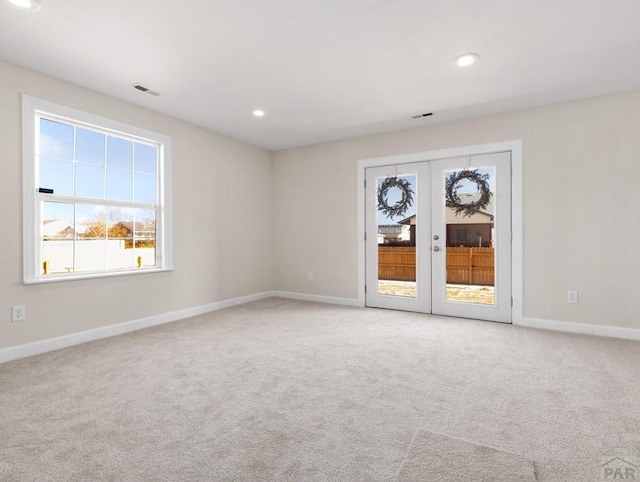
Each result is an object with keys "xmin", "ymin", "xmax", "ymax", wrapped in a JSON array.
[
  {"xmin": 376, "ymin": 174, "xmax": 417, "ymax": 298},
  {"xmin": 444, "ymin": 167, "xmax": 495, "ymax": 305}
]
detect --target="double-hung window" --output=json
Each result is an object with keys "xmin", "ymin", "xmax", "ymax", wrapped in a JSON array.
[{"xmin": 23, "ymin": 96, "xmax": 172, "ymax": 283}]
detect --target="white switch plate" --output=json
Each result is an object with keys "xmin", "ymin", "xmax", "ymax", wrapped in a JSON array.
[
  {"xmin": 307, "ymin": 272, "xmax": 313, "ymax": 282},
  {"xmin": 567, "ymin": 291, "xmax": 578, "ymax": 304}
]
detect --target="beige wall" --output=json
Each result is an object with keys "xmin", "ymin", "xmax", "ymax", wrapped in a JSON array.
[
  {"xmin": 0, "ymin": 60, "xmax": 273, "ymax": 350},
  {"xmin": 273, "ymin": 90, "xmax": 640, "ymax": 329},
  {"xmin": 3, "ymin": 58, "xmax": 639, "ymax": 352}
]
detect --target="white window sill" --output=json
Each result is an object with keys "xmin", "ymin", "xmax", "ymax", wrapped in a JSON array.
[{"xmin": 24, "ymin": 267, "xmax": 173, "ymax": 285}]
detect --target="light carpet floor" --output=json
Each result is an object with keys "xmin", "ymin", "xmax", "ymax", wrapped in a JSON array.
[
  {"xmin": 395, "ymin": 430, "xmax": 536, "ymax": 481},
  {"xmin": 1, "ymin": 298, "xmax": 639, "ymax": 481}
]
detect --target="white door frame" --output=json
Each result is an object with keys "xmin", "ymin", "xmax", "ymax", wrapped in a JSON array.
[{"xmin": 356, "ymin": 140, "xmax": 524, "ymax": 324}]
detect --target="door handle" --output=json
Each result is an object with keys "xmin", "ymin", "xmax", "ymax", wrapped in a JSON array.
[{"xmin": 433, "ymin": 246, "xmax": 440, "ymax": 252}]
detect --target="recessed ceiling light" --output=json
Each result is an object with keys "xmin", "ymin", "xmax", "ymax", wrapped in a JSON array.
[
  {"xmin": 455, "ymin": 53, "xmax": 479, "ymax": 67},
  {"xmin": 252, "ymin": 110, "xmax": 265, "ymax": 117},
  {"xmin": 8, "ymin": 0, "xmax": 41, "ymax": 10}
]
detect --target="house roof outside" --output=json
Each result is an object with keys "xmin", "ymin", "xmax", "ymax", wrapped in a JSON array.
[
  {"xmin": 453, "ymin": 193, "xmax": 495, "ymax": 218},
  {"xmin": 42, "ymin": 220, "xmax": 87, "ymax": 237},
  {"xmin": 398, "ymin": 194, "xmax": 494, "ymax": 226},
  {"xmin": 377, "ymin": 225, "xmax": 405, "ymax": 235}
]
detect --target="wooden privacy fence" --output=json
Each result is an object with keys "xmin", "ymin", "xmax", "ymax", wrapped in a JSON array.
[
  {"xmin": 378, "ymin": 246, "xmax": 416, "ymax": 282},
  {"xmin": 378, "ymin": 246, "xmax": 494, "ymax": 286},
  {"xmin": 446, "ymin": 247, "xmax": 494, "ymax": 286}
]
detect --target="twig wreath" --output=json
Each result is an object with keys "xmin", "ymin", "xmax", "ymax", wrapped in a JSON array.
[
  {"xmin": 377, "ymin": 177, "xmax": 414, "ymax": 220},
  {"xmin": 445, "ymin": 169, "xmax": 492, "ymax": 217}
]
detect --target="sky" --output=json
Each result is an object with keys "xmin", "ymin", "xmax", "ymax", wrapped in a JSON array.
[{"xmin": 39, "ymin": 117, "xmax": 159, "ymax": 224}]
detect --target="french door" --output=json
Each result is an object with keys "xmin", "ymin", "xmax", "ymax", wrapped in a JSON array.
[{"xmin": 365, "ymin": 152, "xmax": 511, "ymax": 323}]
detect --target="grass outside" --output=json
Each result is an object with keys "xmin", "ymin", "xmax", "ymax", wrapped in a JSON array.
[{"xmin": 377, "ymin": 280, "xmax": 495, "ymax": 305}]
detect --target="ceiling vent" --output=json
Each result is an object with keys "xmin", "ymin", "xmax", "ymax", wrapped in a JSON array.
[
  {"xmin": 411, "ymin": 112, "xmax": 433, "ymax": 119},
  {"xmin": 133, "ymin": 84, "xmax": 160, "ymax": 96}
]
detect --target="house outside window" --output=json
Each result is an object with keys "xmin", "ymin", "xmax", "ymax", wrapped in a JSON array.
[{"xmin": 22, "ymin": 96, "xmax": 172, "ymax": 283}]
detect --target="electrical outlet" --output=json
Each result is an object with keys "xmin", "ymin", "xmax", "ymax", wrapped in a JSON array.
[
  {"xmin": 307, "ymin": 272, "xmax": 313, "ymax": 282},
  {"xmin": 12, "ymin": 305, "xmax": 26, "ymax": 322},
  {"xmin": 567, "ymin": 291, "xmax": 579, "ymax": 304}
]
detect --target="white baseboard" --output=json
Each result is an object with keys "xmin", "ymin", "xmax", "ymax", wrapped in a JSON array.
[
  {"xmin": 4, "ymin": 293, "xmax": 637, "ymax": 364},
  {"xmin": 271, "ymin": 290, "xmax": 362, "ymax": 307},
  {"xmin": 0, "ymin": 291, "xmax": 273, "ymax": 364},
  {"xmin": 516, "ymin": 317, "xmax": 640, "ymax": 341}
]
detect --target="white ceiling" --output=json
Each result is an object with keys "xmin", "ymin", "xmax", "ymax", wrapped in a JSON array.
[{"xmin": 2, "ymin": 0, "xmax": 640, "ymax": 151}]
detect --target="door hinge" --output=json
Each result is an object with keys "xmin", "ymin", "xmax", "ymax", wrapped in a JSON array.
[
  {"xmin": 511, "ymin": 297, "xmax": 514, "ymax": 307},
  {"xmin": 364, "ymin": 179, "xmax": 367, "ymax": 189},
  {"xmin": 364, "ymin": 284, "xmax": 367, "ymax": 293},
  {"xmin": 364, "ymin": 232, "xmax": 367, "ymax": 241}
]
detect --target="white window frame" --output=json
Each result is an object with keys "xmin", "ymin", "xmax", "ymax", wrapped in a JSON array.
[{"xmin": 22, "ymin": 95, "xmax": 173, "ymax": 284}]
